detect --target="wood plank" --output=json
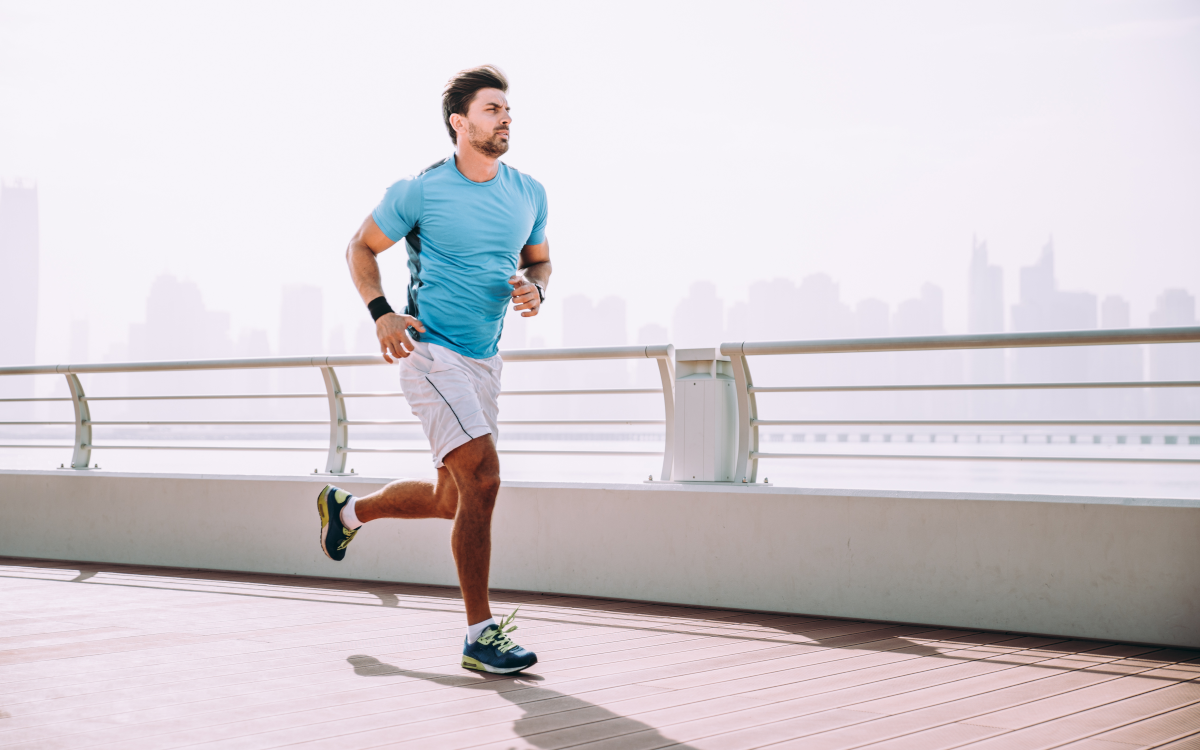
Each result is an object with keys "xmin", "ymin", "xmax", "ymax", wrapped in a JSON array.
[
  {"xmin": 1091, "ymin": 701, "xmax": 1200, "ymax": 745},
  {"xmin": 1, "ymin": 557, "xmax": 1195, "ymax": 750},
  {"xmin": 962, "ymin": 682, "xmax": 1200, "ymax": 749}
]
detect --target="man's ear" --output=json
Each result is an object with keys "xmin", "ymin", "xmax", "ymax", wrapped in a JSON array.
[{"xmin": 450, "ymin": 113, "xmax": 466, "ymax": 137}]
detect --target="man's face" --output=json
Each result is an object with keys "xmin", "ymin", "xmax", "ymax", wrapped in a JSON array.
[{"xmin": 461, "ymin": 88, "xmax": 510, "ymax": 157}]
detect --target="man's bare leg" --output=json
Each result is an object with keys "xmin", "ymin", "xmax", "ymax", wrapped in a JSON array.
[
  {"xmin": 353, "ymin": 470, "xmax": 458, "ymax": 522},
  {"xmin": 347, "ymin": 434, "xmax": 498, "ymax": 626},
  {"xmin": 441, "ymin": 435, "xmax": 500, "ymax": 627}
]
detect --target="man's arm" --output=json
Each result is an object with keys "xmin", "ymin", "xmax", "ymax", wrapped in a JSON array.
[
  {"xmin": 346, "ymin": 215, "xmax": 426, "ymax": 362},
  {"xmin": 509, "ymin": 239, "xmax": 552, "ymax": 318}
]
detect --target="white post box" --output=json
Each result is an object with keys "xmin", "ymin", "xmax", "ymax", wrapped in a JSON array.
[{"xmin": 673, "ymin": 348, "xmax": 737, "ymax": 482}]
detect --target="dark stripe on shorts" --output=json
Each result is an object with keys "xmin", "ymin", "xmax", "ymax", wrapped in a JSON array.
[{"xmin": 425, "ymin": 376, "xmax": 473, "ymax": 439}]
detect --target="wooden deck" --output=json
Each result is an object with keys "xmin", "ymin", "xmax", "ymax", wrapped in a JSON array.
[{"xmin": 0, "ymin": 558, "xmax": 1197, "ymax": 750}]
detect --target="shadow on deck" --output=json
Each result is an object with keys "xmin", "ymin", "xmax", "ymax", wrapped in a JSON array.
[{"xmin": 0, "ymin": 557, "xmax": 1197, "ymax": 749}]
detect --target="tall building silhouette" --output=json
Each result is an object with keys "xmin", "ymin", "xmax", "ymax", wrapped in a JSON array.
[
  {"xmin": 745, "ymin": 278, "xmax": 799, "ymax": 341},
  {"xmin": 129, "ymin": 275, "xmax": 233, "ymax": 362},
  {"xmin": 796, "ymin": 273, "xmax": 853, "ymax": 339},
  {"xmin": 893, "ymin": 283, "xmax": 945, "ymax": 336},
  {"xmin": 968, "ymin": 237, "xmax": 1004, "ymax": 335},
  {"xmin": 1096, "ymin": 295, "xmax": 1144, "ymax": 418},
  {"xmin": 1010, "ymin": 239, "xmax": 1097, "ymax": 417},
  {"xmin": 123, "ymin": 275, "xmax": 234, "ymax": 420},
  {"xmin": 671, "ymin": 281, "xmax": 723, "ymax": 349},
  {"xmin": 892, "ymin": 283, "xmax": 961, "ymax": 418},
  {"xmin": 724, "ymin": 301, "xmax": 749, "ymax": 342},
  {"xmin": 853, "ymin": 298, "xmax": 892, "ymax": 418},
  {"xmin": 0, "ymin": 183, "xmax": 40, "ymax": 416},
  {"xmin": 1011, "ymin": 240, "xmax": 1097, "ymax": 333},
  {"xmin": 1148, "ymin": 289, "xmax": 1198, "ymax": 418},
  {"xmin": 789, "ymin": 274, "xmax": 853, "ymax": 417},
  {"xmin": 967, "ymin": 238, "xmax": 1006, "ymax": 415},
  {"xmin": 854, "ymin": 299, "xmax": 890, "ymax": 338}
]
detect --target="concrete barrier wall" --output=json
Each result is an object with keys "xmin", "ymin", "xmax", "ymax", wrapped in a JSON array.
[{"xmin": 2, "ymin": 469, "xmax": 1197, "ymax": 648}]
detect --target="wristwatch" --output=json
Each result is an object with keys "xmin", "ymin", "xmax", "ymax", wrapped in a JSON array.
[{"xmin": 532, "ymin": 282, "xmax": 545, "ymax": 303}]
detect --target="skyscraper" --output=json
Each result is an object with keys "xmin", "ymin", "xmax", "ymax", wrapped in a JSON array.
[
  {"xmin": 1011, "ymin": 240, "xmax": 1097, "ymax": 333},
  {"xmin": 1148, "ymin": 289, "xmax": 1199, "ymax": 418},
  {"xmin": 127, "ymin": 275, "xmax": 235, "ymax": 418},
  {"xmin": 1097, "ymin": 295, "xmax": 1144, "ymax": 419},
  {"xmin": 0, "ymin": 183, "xmax": 41, "ymax": 417},
  {"xmin": 671, "ymin": 281, "xmax": 724, "ymax": 350},
  {"xmin": 1010, "ymin": 239, "xmax": 1097, "ymax": 417},
  {"xmin": 892, "ymin": 283, "xmax": 961, "ymax": 418},
  {"xmin": 968, "ymin": 237, "xmax": 1004, "ymax": 335},
  {"xmin": 967, "ymin": 238, "xmax": 1006, "ymax": 416}
]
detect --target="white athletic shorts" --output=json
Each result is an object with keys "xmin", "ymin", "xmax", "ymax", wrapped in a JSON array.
[{"xmin": 398, "ymin": 341, "xmax": 502, "ymax": 468}]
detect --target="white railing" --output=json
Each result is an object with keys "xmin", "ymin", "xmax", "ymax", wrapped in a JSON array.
[
  {"xmin": 5, "ymin": 327, "xmax": 1199, "ymax": 486},
  {"xmin": 721, "ymin": 326, "xmax": 1200, "ymax": 483},
  {"xmin": 0, "ymin": 345, "xmax": 676, "ymax": 480}
]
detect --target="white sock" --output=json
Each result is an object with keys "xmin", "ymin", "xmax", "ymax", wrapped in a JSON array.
[
  {"xmin": 467, "ymin": 618, "xmax": 496, "ymax": 644},
  {"xmin": 339, "ymin": 495, "xmax": 363, "ymax": 529}
]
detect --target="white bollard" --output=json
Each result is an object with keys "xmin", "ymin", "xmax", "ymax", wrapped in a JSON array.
[{"xmin": 673, "ymin": 348, "xmax": 737, "ymax": 482}]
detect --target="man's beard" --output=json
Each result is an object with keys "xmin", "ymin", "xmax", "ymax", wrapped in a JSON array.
[{"xmin": 467, "ymin": 121, "xmax": 509, "ymax": 158}]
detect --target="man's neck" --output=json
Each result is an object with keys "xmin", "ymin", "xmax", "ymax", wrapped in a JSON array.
[{"xmin": 454, "ymin": 144, "xmax": 500, "ymax": 183}]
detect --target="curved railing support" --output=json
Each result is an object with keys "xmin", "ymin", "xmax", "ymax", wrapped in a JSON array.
[
  {"xmin": 727, "ymin": 346, "xmax": 759, "ymax": 483},
  {"xmin": 65, "ymin": 373, "xmax": 92, "ymax": 469},
  {"xmin": 321, "ymin": 366, "xmax": 348, "ymax": 474},
  {"xmin": 654, "ymin": 348, "xmax": 676, "ymax": 480}
]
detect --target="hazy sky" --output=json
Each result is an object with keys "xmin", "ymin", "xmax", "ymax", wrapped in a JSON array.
[{"xmin": 2, "ymin": 0, "xmax": 1198, "ymax": 362}]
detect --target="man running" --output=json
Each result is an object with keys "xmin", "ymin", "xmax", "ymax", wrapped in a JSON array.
[{"xmin": 315, "ymin": 65, "xmax": 550, "ymax": 674}]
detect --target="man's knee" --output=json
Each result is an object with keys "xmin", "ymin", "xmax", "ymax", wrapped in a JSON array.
[
  {"xmin": 446, "ymin": 436, "xmax": 500, "ymax": 489},
  {"xmin": 458, "ymin": 464, "xmax": 500, "ymax": 509},
  {"xmin": 474, "ymin": 470, "xmax": 501, "ymax": 500}
]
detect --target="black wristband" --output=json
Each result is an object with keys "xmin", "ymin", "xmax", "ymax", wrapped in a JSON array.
[
  {"xmin": 533, "ymin": 282, "xmax": 545, "ymax": 303},
  {"xmin": 367, "ymin": 296, "xmax": 395, "ymax": 322}
]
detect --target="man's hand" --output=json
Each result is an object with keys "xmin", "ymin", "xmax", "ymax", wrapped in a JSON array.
[
  {"xmin": 377, "ymin": 313, "xmax": 426, "ymax": 363},
  {"xmin": 509, "ymin": 275, "xmax": 541, "ymax": 317}
]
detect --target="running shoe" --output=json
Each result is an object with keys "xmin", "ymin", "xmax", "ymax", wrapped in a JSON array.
[
  {"xmin": 462, "ymin": 609, "xmax": 538, "ymax": 674},
  {"xmin": 317, "ymin": 485, "xmax": 358, "ymax": 562}
]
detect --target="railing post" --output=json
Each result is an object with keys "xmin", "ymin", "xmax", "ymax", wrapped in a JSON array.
[
  {"xmin": 64, "ymin": 373, "xmax": 92, "ymax": 469},
  {"xmin": 321, "ymin": 366, "xmax": 348, "ymax": 474},
  {"xmin": 728, "ymin": 347, "xmax": 759, "ymax": 483},
  {"xmin": 673, "ymin": 348, "xmax": 737, "ymax": 482},
  {"xmin": 654, "ymin": 349, "xmax": 676, "ymax": 481}
]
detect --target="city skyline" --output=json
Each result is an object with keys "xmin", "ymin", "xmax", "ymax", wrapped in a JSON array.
[
  {"xmin": 4, "ymin": 230, "xmax": 1193, "ymax": 370},
  {"xmin": 4, "ymin": 176, "xmax": 1195, "ymax": 373},
  {"xmin": 1, "ymin": 168, "xmax": 1194, "ymax": 378},
  {"xmin": 3, "ymin": 3, "xmax": 1198, "ymax": 375}
]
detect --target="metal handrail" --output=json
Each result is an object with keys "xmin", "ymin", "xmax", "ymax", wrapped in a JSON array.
[
  {"xmin": 749, "ymin": 380, "xmax": 1200, "ymax": 393},
  {"xmin": 0, "ymin": 344, "xmax": 676, "ymax": 477},
  {"xmin": 721, "ymin": 326, "xmax": 1200, "ymax": 482},
  {"xmin": 721, "ymin": 326, "xmax": 1200, "ymax": 358},
  {"xmin": 751, "ymin": 420, "xmax": 1200, "ymax": 427}
]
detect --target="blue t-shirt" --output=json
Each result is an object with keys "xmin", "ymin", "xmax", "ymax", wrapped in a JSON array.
[{"xmin": 372, "ymin": 156, "xmax": 548, "ymax": 360}]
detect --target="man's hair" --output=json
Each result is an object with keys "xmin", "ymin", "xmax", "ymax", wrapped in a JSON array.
[{"xmin": 442, "ymin": 65, "xmax": 509, "ymax": 144}]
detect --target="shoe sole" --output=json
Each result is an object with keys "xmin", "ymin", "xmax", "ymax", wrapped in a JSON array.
[
  {"xmin": 316, "ymin": 485, "xmax": 334, "ymax": 561},
  {"xmin": 461, "ymin": 655, "xmax": 537, "ymax": 674}
]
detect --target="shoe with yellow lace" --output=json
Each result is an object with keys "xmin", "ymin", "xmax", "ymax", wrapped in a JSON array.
[
  {"xmin": 317, "ymin": 485, "xmax": 358, "ymax": 562},
  {"xmin": 462, "ymin": 609, "xmax": 538, "ymax": 674}
]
